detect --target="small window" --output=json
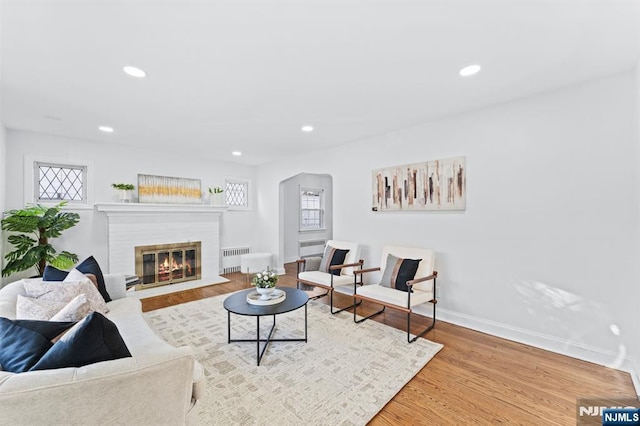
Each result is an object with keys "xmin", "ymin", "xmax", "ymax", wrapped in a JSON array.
[
  {"xmin": 300, "ymin": 188, "xmax": 323, "ymax": 230},
  {"xmin": 35, "ymin": 162, "xmax": 87, "ymax": 203},
  {"xmin": 225, "ymin": 178, "xmax": 249, "ymax": 209}
]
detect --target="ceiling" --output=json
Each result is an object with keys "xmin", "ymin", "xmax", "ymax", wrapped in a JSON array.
[{"xmin": 1, "ymin": 0, "xmax": 639, "ymax": 165}]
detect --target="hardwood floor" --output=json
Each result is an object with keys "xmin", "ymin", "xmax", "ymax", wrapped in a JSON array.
[{"xmin": 141, "ymin": 263, "xmax": 637, "ymax": 425}]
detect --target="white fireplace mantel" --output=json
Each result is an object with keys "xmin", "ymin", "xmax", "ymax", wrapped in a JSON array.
[
  {"xmin": 95, "ymin": 202, "xmax": 228, "ymax": 215},
  {"xmin": 95, "ymin": 202, "xmax": 225, "ymax": 278}
]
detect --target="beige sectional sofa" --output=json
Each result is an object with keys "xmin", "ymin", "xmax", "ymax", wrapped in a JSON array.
[{"xmin": 0, "ymin": 275, "xmax": 204, "ymax": 425}]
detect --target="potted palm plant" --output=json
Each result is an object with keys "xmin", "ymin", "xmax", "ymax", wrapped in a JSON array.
[{"xmin": 1, "ymin": 201, "xmax": 80, "ymax": 277}]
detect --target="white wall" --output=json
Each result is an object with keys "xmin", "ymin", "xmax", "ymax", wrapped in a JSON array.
[
  {"xmin": 256, "ymin": 70, "xmax": 640, "ymax": 373},
  {"xmin": 280, "ymin": 173, "xmax": 333, "ymax": 263},
  {"xmin": 0, "ymin": 125, "xmax": 6, "ymax": 218},
  {"xmin": 4, "ymin": 130, "xmax": 257, "ymax": 277},
  {"xmin": 635, "ymin": 60, "xmax": 640, "ymax": 391},
  {"xmin": 0, "ymin": 0, "xmax": 7, "ymax": 283},
  {"xmin": 0, "ymin": 126, "xmax": 6, "ymax": 271}
]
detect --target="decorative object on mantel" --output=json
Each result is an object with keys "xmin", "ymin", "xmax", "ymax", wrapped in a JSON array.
[
  {"xmin": 138, "ymin": 174, "xmax": 202, "ymax": 204},
  {"xmin": 208, "ymin": 186, "xmax": 224, "ymax": 205},
  {"xmin": 111, "ymin": 183, "xmax": 135, "ymax": 203},
  {"xmin": 1, "ymin": 201, "xmax": 80, "ymax": 277},
  {"xmin": 372, "ymin": 156, "xmax": 466, "ymax": 211}
]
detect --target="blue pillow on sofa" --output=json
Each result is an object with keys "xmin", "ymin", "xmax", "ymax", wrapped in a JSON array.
[
  {"xmin": 0, "ymin": 318, "xmax": 75, "ymax": 373},
  {"xmin": 44, "ymin": 256, "xmax": 112, "ymax": 303},
  {"xmin": 30, "ymin": 312, "xmax": 131, "ymax": 371}
]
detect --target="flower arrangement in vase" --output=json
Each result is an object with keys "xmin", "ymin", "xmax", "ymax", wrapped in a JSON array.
[{"xmin": 252, "ymin": 269, "xmax": 278, "ymax": 300}]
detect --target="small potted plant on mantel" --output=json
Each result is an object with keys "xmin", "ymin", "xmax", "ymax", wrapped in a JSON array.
[
  {"xmin": 208, "ymin": 186, "xmax": 224, "ymax": 205},
  {"xmin": 112, "ymin": 183, "xmax": 135, "ymax": 203}
]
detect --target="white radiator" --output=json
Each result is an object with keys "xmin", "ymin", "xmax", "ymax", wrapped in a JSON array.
[
  {"xmin": 220, "ymin": 246, "xmax": 251, "ymax": 273},
  {"xmin": 299, "ymin": 239, "xmax": 326, "ymax": 258}
]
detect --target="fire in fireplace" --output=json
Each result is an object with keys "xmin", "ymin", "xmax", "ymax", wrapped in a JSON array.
[{"xmin": 134, "ymin": 241, "xmax": 201, "ymax": 289}]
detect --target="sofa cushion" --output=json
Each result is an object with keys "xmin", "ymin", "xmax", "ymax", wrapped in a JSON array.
[
  {"xmin": 16, "ymin": 295, "xmax": 66, "ymax": 320},
  {"xmin": 318, "ymin": 246, "xmax": 350, "ymax": 276},
  {"xmin": 297, "ymin": 270, "xmax": 354, "ymax": 288},
  {"xmin": 23, "ymin": 278, "xmax": 109, "ymax": 316},
  {"xmin": 356, "ymin": 283, "xmax": 434, "ymax": 308},
  {"xmin": 380, "ymin": 254, "xmax": 421, "ymax": 292},
  {"xmin": 50, "ymin": 294, "xmax": 91, "ymax": 322},
  {"xmin": 0, "ymin": 318, "xmax": 74, "ymax": 373},
  {"xmin": 44, "ymin": 256, "xmax": 112, "ymax": 303},
  {"xmin": 30, "ymin": 312, "xmax": 131, "ymax": 371}
]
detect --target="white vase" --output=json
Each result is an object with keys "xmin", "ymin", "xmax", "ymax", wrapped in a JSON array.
[
  {"xmin": 119, "ymin": 189, "xmax": 131, "ymax": 203},
  {"xmin": 211, "ymin": 193, "xmax": 224, "ymax": 205},
  {"xmin": 256, "ymin": 287, "xmax": 275, "ymax": 300}
]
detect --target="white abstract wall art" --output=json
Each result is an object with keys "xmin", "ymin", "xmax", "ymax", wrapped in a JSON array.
[
  {"xmin": 138, "ymin": 174, "xmax": 202, "ymax": 204},
  {"xmin": 372, "ymin": 156, "xmax": 466, "ymax": 212}
]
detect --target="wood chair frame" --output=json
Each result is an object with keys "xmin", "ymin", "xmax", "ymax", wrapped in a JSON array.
[
  {"xmin": 352, "ymin": 268, "xmax": 438, "ymax": 343},
  {"xmin": 296, "ymin": 258, "xmax": 364, "ymax": 314}
]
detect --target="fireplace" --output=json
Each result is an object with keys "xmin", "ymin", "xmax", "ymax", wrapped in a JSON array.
[{"xmin": 135, "ymin": 241, "xmax": 202, "ymax": 290}]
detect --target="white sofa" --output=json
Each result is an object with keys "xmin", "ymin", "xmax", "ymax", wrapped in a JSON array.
[{"xmin": 0, "ymin": 275, "xmax": 204, "ymax": 426}]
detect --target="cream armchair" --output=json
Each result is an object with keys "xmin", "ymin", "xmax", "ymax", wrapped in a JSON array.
[
  {"xmin": 296, "ymin": 240, "xmax": 363, "ymax": 314},
  {"xmin": 352, "ymin": 246, "xmax": 437, "ymax": 343}
]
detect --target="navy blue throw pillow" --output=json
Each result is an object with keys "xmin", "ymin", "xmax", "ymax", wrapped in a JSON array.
[
  {"xmin": 11, "ymin": 319, "xmax": 76, "ymax": 338},
  {"xmin": 30, "ymin": 312, "xmax": 131, "ymax": 371},
  {"xmin": 0, "ymin": 318, "xmax": 75, "ymax": 373},
  {"xmin": 43, "ymin": 256, "xmax": 112, "ymax": 303},
  {"xmin": 42, "ymin": 265, "xmax": 68, "ymax": 281}
]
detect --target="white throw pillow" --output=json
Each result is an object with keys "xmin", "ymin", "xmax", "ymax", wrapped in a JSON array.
[
  {"xmin": 16, "ymin": 295, "xmax": 66, "ymax": 320},
  {"xmin": 64, "ymin": 268, "xmax": 91, "ymax": 284},
  {"xmin": 23, "ymin": 278, "xmax": 109, "ymax": 315},
  {"xmin": 50, "ymin": 294, "xmax": 91, "ymax": 322}
]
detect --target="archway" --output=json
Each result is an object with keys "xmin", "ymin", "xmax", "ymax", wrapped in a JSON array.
[{"xmin": 278, "ymin": 173, "xmax": 333, "ymax": 265}]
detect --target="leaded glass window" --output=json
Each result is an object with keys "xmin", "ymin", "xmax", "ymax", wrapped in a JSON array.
[
  {"xmin": 36, "ymin": 162, "xmax": 86, "ymax": 202},
  {"xmin": 225, "ymin": 179, "xmax": 249, "ymax": 209}
]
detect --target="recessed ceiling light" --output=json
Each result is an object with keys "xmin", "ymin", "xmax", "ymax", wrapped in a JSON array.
[
  {"xmin": 232, "ymin": 151, "xmax": 242, "ymax": 156},
  {"xmin": 44, "ymin": 115, "xmax": 62, "ymax": 121},
  {"xmin": 459, "ymin": 64, "xmax": 481, "ymax": 77},
  {"xmin": 301, "ymin": 125, "xmax": 314, "ymax": 132},
  {"xmin": 98, "ymin": 126, "xmax": 114, "ymax": 133},
  {"xmin": 123, "ymin": 66, "xmax": 146, "ymax": 78}
]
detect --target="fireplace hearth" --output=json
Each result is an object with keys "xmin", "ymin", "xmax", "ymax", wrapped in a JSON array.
[{"xmin": 135, "ymin": 241, "xmax": 202, "ymax": 290}]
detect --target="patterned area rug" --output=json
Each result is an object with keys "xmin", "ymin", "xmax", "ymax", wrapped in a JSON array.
[{"xmin": 144, "ymin": 292, "xmax": 443, "ymax": 425}]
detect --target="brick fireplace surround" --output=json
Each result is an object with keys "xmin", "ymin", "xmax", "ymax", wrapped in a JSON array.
[{"xmin": 95, "ymin": 203, "xmax": 226, "ymax": 284}]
